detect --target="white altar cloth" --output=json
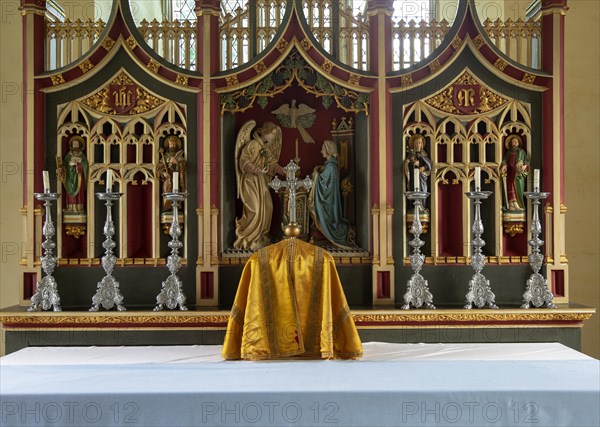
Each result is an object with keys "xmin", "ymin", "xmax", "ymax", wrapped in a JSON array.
[{"xmin": 1, "ymin": 343, "xmax": 598, "ymax": 426}]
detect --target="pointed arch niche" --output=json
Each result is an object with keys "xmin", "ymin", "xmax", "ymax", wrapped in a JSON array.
[
  {"xmin": 399, "ymin": 70, "xmax": 535, "ymax": 265},
  {"xmin": 219, "ymin": 48, "xmax": 371, "ymax": 261},
  {"xmin": 54, "ymin": 70, "xmax": 189, "ymax": 263}
]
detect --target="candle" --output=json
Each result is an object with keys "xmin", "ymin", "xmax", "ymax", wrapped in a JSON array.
[
  {"xmin": 173, "ymin": 172, "xmax": 179, "ymax": 192},
  {"xmin": 475, "ymin": 166, "xmax": 481, "ymax": 190},
  {"xmin": 413, "ymin": 168, "xmax": 420, "ymax": 192},
  {"xmin": 106, "ymin": 169, "xmax": 113, "ymax": 192},
  {"xmin": 295, "ymin": 138, "xmax": 299, "ymax": 160},
  {"xmin": 533, "ymin": 169, "xmax": 540, "ymax": 191},
  {"xmin": 42, "ymin": 170, "xmax": 50, "ymax": 193}
]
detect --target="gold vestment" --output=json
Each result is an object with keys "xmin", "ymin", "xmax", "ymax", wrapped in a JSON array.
[{"xmin": 222, "ymin": 239, "xmax": 363, "ymax": 360}]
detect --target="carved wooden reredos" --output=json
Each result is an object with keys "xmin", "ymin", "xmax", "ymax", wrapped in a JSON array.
[{"xmin": 20, "ymin": 0, "xmax": 569, "ymax": 308}]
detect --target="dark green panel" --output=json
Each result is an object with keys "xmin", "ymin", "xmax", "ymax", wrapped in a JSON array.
[
  {"xmin": 5, "ymin": 330, "xmax": 226, "ymax": 355},
  {"xmin": 358, "ymin": 327, "xmax": 581, "ymax": 351}
]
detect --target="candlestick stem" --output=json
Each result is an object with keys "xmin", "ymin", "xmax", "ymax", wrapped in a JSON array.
[
  {"xmin": 464, "ymin": 190, "xmax": 498, "ymax": 309},
  {"xmin": 90, "ymin": 192, "xmax": 126, "ymax": 311},
  {"xmin": 155, "ymin": 192, "xmax": 188, "ymax": 311},
  {"xmin": 402, "ymin": 191, "xmax": 435, "ymax": 309},
  {"xmin": 29, "ymin": 192, "xmax": 62, "ymax": 311},
  {"xmin": 522, "ymin": 191, "xmax": 555, "ymax": 308}
]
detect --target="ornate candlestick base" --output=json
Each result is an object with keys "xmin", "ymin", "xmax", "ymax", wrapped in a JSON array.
[
  {"xmin": 522, "ymin": 191, "xmax": 556, "ymax": 309},
  {"xmin": 155, "ymin": 192, "xmax": 188, "ymax": 311},
  {"xmin": 91, "ymin": 192, "xmax": 126, "ymax": 311},
  {"xmin": 402, "ymin": 191, "xmax": 435, "ymax": 309},
  {"xmin": 464, "ymin": 190, "xmax": 498, "ymax": 309},
  {"xmin": 29, "ymin": 192, "xmax": 62, "ymax": 312}
]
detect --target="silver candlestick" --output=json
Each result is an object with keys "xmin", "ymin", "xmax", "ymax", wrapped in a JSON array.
[
  {"xmin": 402, "ymin": 191, "xmax": 435, "ymax": 309},
  {"xmin": 155, "ymin": 192, "xmax": 188, "ymax": 311},
  {"xmin": 91, "ymin": 192, "xmax": 126, "ymax": 311},
  {"xmin": 464, "ymin": 190, "xmax": 498, "ymax": 309},
  {"xmin": 522, "ymin": 190, "xmax": 555, "ymax": 308},
  {"xmin": 29, "ymin": 192, "xmax": 62, "ymax": 312}
]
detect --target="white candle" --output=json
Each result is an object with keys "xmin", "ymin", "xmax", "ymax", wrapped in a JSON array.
[
  {"xmin": 533, "ymin": 169, "xmax": 540, "ymax": 191},
  {"xmin": 173, "ymin": 171, "xmax": 179, "ymax": 192},
  {"xmin": 413, "ymin": 168, "xmax": 420, "ymax": 191},
  {"xmin": 42, "ymin": 170, "xmax": 50, "ymax": 192},
  {"xmin": 106, "ymin": 169, "xmax": 112, "ymax": 192},
  {"xmin": 475, "ymin": 166, "xmax": 481, "ymax": 190}
]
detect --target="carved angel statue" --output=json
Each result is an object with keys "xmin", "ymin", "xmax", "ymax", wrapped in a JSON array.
[
  {"xmin": 272, "ymin": 99, "xmax": 316, "ymax": 143},
  {"xmin": 234, "ymin": 120, "xmax": 286, "ymax": 251}
]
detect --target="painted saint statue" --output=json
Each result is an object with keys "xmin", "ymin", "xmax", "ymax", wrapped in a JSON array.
[
  {"xmin": 309, "ymin": 140, "xmax": 356, "ymax": 249},
  {"xmin": 500, "ymin": 135, "xmax": 530, "ymax": 211},
  {"xmin": 57, "ymin": 135, "xmax": 89, "ymax": 214},
  {"xmin": 234, "ymin": 120, "xmax": 286, "ymax": 251},
  {"xmin": 404, "ymin": 134, "xmax": 432, "ymax": 194},
  {"xmin": 157, "ymin": 135, "xmax": 186, "ymax": 211}
]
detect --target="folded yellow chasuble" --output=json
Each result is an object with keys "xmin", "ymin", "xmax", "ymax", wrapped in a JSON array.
[{"xmin": 222, "ymin": 238, "xmax": 363, "ymax": 360}]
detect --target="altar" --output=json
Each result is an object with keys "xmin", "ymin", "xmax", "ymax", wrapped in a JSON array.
[{"xmin": 1, "ymin": 342, "xmax": 598, "ymax": 427}]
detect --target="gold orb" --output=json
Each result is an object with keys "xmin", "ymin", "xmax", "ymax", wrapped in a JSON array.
[{"xmin": 283, "ymin": 222, "xmax": 301, "ymax": 238}]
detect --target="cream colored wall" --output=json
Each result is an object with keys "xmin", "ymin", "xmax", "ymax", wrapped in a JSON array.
[
  {"xmin": 565, "ymin": 0, "xmax": 600, "ymax": 359},
  {"xmin": 0, "ymin": 1, "xmax": 598, "ymax": 358},
  {"xmin": 0, "ymin": 0, "xmax": 24, "ymax": 355}
]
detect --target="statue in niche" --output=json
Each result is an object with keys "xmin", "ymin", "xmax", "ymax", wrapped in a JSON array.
[
  {"xmin": 308, "ymin": 140, "xmax": 356, "ymax": 249},
  {"xmin": 157, "ymin": 135, "xmax": 186, "ymax": 211},
  {"xmin": 57, "ymin": 135, "xmax": 89, "ymax": 216},
  {"xmin": 404, "ymin": 134, "xmax": 432, "ymax": 195},
  {"xmin": 272, "ymin": 99, "xmax": 316, "ymax": 143},
  {"xmin": 234, "ymin": 120, "xmax": 286, "ymax": 251},
  {"xmin": 500, "ymin": 135, "xmax": 530, "ymax": 212}
]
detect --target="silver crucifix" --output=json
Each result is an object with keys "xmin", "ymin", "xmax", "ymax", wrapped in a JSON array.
[{"xmin": 269, "ymin": 160, "xmax": 312, "ymax": 226}]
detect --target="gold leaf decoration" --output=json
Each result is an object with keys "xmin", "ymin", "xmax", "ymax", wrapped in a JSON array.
[
  {"xmin": 225, "ymin": 75, "xmax": 239, "ymax": 87},
  {"xmin": 401, "ymin": 75, "xmax": 413, "ymax": 86},
  {"xmin": 81, "ymin": 72, "xmax": 166, "ymax": 115},
  {"xmin": 253, "ymin": 61, "xmax": 266, "ymax": 74},
  {"xmin": 429, "ymin": 59, "xmax": 441, "ymax": 73},
  {"xmin": 424, "ymin": 71, "xmax": 509, "ymax": 115},
  {"xmin": 147, "ymin": 59, "xmax": 160, "ymax": 73},
  {"xmin": 452, "ymin": 36, "xmax": 462, "ymax": 49},
  {"xmin": 474, "ymin": 35, "xmax": 485, "ymax": 49},
  {"xmin": 126, "ymin": 35, "xmax": 138, "ymax": 50},
  {"xmin": 79, "ymin": 60, "xmax": 93, "ymax": 74},
  {"xmin": 321, "ymin": 60, "xmax": 333, "ymax": 74},
  {"xmin": 494, "ymin": 58, "xmax": 508, "ymax": 71},
  {"xmin": 300, "ymin": 38, "xmax": 312, "ymax": 51},
  {"xmin": 175, "ymin": 74, "xmax": 189, "ymax": 86},
  {"xmin": 522, "ymin": 73, "xmax": 536, "ymax": 84},
  {"xmin": 51, "ymin": 74, "xmax": 65, "ymax": 86},
  {"xmin": 348, "ymin": 73, "xmax": 361, "ymax": 85},
  {"xmin": 101, "ymin": 37, "xmax": 115, "ymax": 51},
  {"xmin": 276, "ymin": 39, "xmax": 288, "ymax": 53}
]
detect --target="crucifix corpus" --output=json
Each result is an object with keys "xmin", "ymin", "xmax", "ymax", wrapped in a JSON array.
[{"xmin": 269, "ymin": 159, "xmax": 312, "ymax": 238}]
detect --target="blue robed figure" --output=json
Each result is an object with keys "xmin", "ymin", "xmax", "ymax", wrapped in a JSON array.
[{"xmin": 309, "ymin": 140, "xmax": 356, "ymax": 249}]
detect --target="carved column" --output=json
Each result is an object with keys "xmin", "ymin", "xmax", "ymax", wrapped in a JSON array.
[
  {"xmin": 540, "ymin": 0, "xmax": 569, "ymax": 302},
  {"xmin": 195, "ymin": 0, "xmax": 220, "ymax": 306},
  {"xmin": 367, "ymin": 0, "xmax": 395, "ymax": 305}
]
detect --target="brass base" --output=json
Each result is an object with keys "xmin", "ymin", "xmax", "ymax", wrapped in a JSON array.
[{"xmin": 283, "ymin": 222, "xmax": 301, "ymax": 238}]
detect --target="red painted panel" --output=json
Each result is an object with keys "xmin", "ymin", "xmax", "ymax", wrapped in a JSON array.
[
  {"xmin": 377, "ymin": 271, "xmax": 390, "ymax": 299},
  {"xmin": 551, "ymin": 269, "xmax": 565, "ymax": 297},
  {"xmin": 502, "ymin": 231, "xmax": 527, "ymax": 257},
  {"xmin": 437, "ymin": 173, "xmax": 463, "ymax": 256},
  {"xmin": 200, "ymin": 272, "xmax": 214, "ymax": 299},
  {"xmin": 23, "ymin": 272, "xmax": 37, "ymax": 300},
  {"xmin": 126, "ymin": 172, "xmax": 153, "ymax": 258}
]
